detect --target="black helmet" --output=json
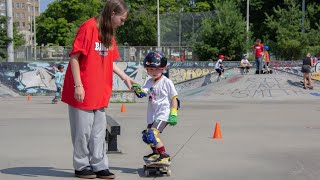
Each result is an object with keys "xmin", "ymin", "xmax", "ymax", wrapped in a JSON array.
[
  {"xmin": 57, "ymin": 64, "xmax": 64, "ymax": 70},
  {"xmin": 143, "ymin": 51, "xmax": 167, "ymax": 68}
]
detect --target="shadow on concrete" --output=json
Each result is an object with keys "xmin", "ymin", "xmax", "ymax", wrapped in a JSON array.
[
  {"xmin": 287, "ymin": 80, "xmax": 303, "ymax": 88},
  {"xmin": 110, "ymin": 166, "xmax": 157, "ymax": 178},
  {"xmin": 0, "ymin": 167, "xmax": 73, "ymax": 178}
]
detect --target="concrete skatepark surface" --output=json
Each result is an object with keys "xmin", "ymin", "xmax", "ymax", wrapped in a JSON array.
[{"xmin": 1, "ymin": 70, "xmax": 320, "ymax": 180}]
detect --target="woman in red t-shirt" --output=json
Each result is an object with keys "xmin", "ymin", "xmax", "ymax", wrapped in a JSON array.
[{"xmin": 61, "ymin": 0, "xmax": 135, "ymax": 179}]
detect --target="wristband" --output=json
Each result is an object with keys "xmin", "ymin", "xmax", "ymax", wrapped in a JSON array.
[
  {"xmin": 74, "ymin": 85, "xmax": 83, "ymax": 88},
  {"xmin": 170, "ymin": 108, "xmax": 178, "ymax": 116}
]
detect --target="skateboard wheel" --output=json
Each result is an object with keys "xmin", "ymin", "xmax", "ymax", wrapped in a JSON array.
[
  {"xmin": 144, "ymin": 170, "xmax": 150, "ymax": 177},
  {"xmin": 167, "ymin": 169, "xmax": 171, "ymax": 176}
]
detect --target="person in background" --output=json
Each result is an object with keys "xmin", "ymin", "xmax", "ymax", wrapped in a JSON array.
[
  {"xmin": 301, "ymin": 53, "xmax": 314, "ymax": 90},
  {"xmin": 252, "ymin": 39, "xmax": 264, "ymax": 74},
  {"xmin": 240, "ymin": 54, "xmax": 252, "ymax": 74}
]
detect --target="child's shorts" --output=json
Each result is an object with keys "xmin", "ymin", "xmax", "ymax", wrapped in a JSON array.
[{"xmin": 147, "ymin": 120, "xmax": 168, "ymax": 133}]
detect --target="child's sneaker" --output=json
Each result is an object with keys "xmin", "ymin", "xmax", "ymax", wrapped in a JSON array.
[
  {"xmin": 143, "ymin": 152, "xmax": 160, "ymax": 162},
  {"xmin": 155, "ymin": 154, "xmax": 170, "ymax": 164}
]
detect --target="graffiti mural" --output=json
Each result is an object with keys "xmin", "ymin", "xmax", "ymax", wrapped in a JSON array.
[
  {"xmin": 169, "ymin": 68, "xmax": 213, "ymax": 84},
  {"xmin": 0, "ymin": 62, "xmax": 68, "ymax": 95},
  {"xmin": 0, "ymin": 61, "xmax": 317, "ymax": 98},
  {"xmin": 273, "ymin": 62, "xmax": 320, "ymax": 81},
  {"xmin": 113, "ymin": 62, "xmax": 148, "ymax": 90}
]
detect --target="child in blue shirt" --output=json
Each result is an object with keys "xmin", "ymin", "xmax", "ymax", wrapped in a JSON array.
[{"xmin": 51, "ymin": 64, "xmax": 65, "ymax": 104}]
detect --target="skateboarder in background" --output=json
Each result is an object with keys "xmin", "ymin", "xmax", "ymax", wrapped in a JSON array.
[
  {"xmin": 215, "ymin": 54, "xmax": 225, "ymax": 81},
  {"xmin": 132, "ymin": 51, "xmax": 180, "ymax": 164},
  {"xmin": 51, "ymin": 64, "xmax": 65, "ymax": 104}
]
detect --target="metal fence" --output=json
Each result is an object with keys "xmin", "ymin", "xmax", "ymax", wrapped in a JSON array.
[
  {"xmin": 160, "ymin": 11, "xmax": 215, "ymax": 46},
  {"xmin": 0, "ymin": 46, "xmax": 195, "ymax": 62}
]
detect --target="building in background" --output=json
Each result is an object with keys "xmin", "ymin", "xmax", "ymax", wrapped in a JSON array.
[{"xmin": 0, "ymin": 0, "xmax": 40, "ymax": 46}]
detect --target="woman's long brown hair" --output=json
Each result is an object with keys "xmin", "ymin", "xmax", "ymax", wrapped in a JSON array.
[{"xmin": 95, "ymin": 0, "xmax": 128, "ymax": 48}]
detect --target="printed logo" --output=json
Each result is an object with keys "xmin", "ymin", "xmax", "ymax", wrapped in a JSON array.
[{"xmin": 95, "ymin": 42, "xmax": 108, "ymax": 56}]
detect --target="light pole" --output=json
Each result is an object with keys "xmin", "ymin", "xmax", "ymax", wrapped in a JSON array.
[
  {"xmin": 157, "ymin": 0, "xmax": 160, "ymax": 49},
  {"xmin": 33, "ymin": 0, "xmax": 36, "ymax": 60},
  {"xmin": 302, "ymin": 0, "xmax": 305, "ymax": 33},
  {"xmin": 6, "ymin": 0, "xmax": 14, "ymax": 62},
  {"xmin": 246, "ymin": 0, "xmax": 250, "ymax": 54}
]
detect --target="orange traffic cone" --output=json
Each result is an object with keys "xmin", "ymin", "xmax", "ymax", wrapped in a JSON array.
[
  {"xmin": 213, "ymin": 122, "xmax": 222, "ymax": 139},
  {"xmin": 121, "ymin": 103, "xmax": 126, "ymax": 112},
  {"xmin": 27, "ymin": 95, "xmax": 31, "ymax": 101}
]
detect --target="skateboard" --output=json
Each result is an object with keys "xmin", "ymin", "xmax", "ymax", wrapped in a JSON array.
[{"xmin": 143, "ymin": 159, "xmax": 171, "ymax": 176}]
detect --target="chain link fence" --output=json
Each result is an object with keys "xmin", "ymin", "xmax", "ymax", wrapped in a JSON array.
[
  {"xmin": 160, "ymin": 11, "xmax": 215, "ymax": 46},
  {"xmin": 0, "ymin": 11, "xmax": 215, "ymax": 62},
  {"xmin": 0, "ymin": 46, "xmax": 194, "ymax": 62}
]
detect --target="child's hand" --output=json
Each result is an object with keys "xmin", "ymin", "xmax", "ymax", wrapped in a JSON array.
[
  {"xmin": 168, "ymin": 108, "xmax": 178, "ymax": 126},
  {"xmin": 132, "ymin": 83, "xmax": 147, "ymax": 98}
]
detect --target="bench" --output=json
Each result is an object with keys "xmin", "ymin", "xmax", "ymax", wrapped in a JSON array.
[{"xmin": 105, "ymin": 115, "xmax": 121, "ymax": 153}]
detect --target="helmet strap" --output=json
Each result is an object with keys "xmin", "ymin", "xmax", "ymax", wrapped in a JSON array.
[{"xmin": 154, "ymin": 74, "xmax": 163, "ymax": 82}]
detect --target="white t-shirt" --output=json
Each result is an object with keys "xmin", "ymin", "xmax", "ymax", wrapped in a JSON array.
[
  {"xmin": 143, "ymin": 76, "xmax": 178, "ymax": 124},
  {"xmin": 215, "ymin": 59, "xmax": 223, "ymax": 69},
  {"xmin": 241, "ymin": 59, "xmax": 250, "ymax": 65}
]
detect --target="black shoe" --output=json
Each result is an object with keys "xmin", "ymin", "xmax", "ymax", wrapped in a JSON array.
[
  {"xmin": 75, "ymin": 169, "xmax": 96, "ymax": 179},
  {"xmin": 95, "ymin": 169, "xmax": 115, "ymax": 179}
]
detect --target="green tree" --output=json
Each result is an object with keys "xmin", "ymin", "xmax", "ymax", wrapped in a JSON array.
[
  {"xmin": 193, "ymin": 0, "xmax": 248, "ymax": 61},
  {"xmin": 0, "ymin": 16, "xmax": 26, "ymax": 59},
  {"xmin": 36, "ymin": 0, "xmax": 103, "ymax": 46},
  {"xmin": 265, "ymin": 0, "xmax": 320, "ymax": 59},
  {"xmin": 117, "ymin": 0, "xmax": 195, "ymax": 46}
]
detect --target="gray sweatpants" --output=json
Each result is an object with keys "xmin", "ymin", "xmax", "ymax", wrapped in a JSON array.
[{"xmin": 68, "ymin": 105, "xmax": 108, "ymax": 171}]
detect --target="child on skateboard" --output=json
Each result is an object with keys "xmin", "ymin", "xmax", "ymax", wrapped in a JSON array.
[
  {"xmin": 51, "ymin": 64, "xmax": 65, "ymax": 104},
  {"xmin": 132, "ymin": 51, "xmax": 180, "ymax": 164},
  {"xmin": 215, "ymin": 54, "xmax": 225, "ymax": 81}
]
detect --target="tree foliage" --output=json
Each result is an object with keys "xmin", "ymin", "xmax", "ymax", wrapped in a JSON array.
[
  {"xmin": 265, "ymin": 0, "xmax": 320, "ymax": 59},
  {"xmin": 0, "ymin": 16, "xmax": 26, "ymax": 59},
  {"xmin": 36, "ymin": 0, "xmax": 103, "ymax": 46},
  {"xmin": 193, "ymin": 0, "xmax": 247, "ymax": 60}
]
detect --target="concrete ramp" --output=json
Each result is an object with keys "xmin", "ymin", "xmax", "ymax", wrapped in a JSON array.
[
  {"xmin": 181, "ymin": 69, "xmax": 320, "ymax": 102},
  {"xmin": 0, "ymin": 83, "xmax": 19, "ymax": 98}
]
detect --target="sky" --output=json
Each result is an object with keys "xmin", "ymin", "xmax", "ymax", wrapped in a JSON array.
[{"xmin": 40, "ymin": 0, "xmax": 55, "ymax": 13}]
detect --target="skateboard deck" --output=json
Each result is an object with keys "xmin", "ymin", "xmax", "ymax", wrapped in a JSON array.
[{"xmin": 143, "ymin": 159, "xmax": 171, "ymax": 176}]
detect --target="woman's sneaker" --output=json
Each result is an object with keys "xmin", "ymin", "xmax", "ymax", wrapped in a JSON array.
[
  {"xmin": 143, "ymin": 152, "xmax": 160, "ymax": 162},
  {"xmin": 94, "ymin": 169, "xmax": 115, "ymax": 179},
  {"xmin": 155, "ymin": 154, "xmax": 170, "ymax": 164},
  {"xmin": 75, "ymin": 169, "xmax": 96, "ymax": 179}
]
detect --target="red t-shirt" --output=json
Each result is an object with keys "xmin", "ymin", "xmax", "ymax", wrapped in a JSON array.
[
  {"xmin": 61, "ymin": 18, "xmax": 120, "ymax": 110},
  {"xmin": 253, "ymin": 44, "xmax": 264, "ymax": 58}
]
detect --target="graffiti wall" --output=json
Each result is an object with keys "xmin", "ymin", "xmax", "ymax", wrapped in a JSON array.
[
  {"xmin": 1, "ymin": 61, "xmax": 316, "ymax": 99},
  {"xmin": 0, "ymin": 62, "xmax": 68, "ymax": 95},
  {"xmin": 272, "ymin": 62, "xmax": 320, "ymax": 81}
]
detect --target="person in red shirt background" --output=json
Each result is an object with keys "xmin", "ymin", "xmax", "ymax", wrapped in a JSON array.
[
  {"xmin": 61, "ymin": 0, "xmax": 135, "ymax": 179},
  {"xmin": 252, "ymin": 39, "xmax": 264, "ymax": 74}
]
